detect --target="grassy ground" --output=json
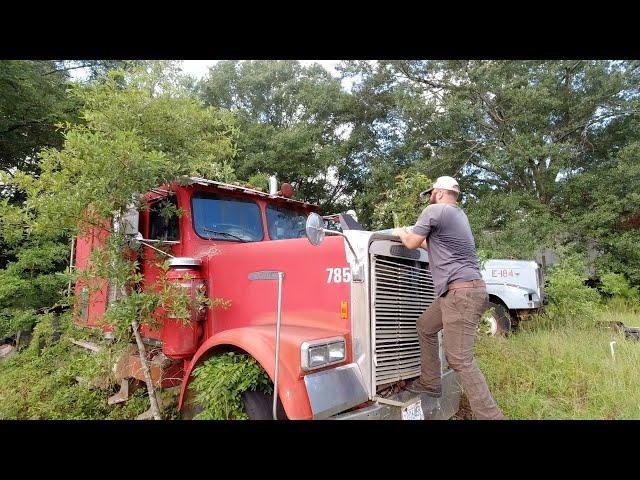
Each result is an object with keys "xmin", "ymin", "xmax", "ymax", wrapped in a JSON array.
[
  {"xmin": 2, "ymin": 308, "xmax": 640, "ymax": 420},
  {"xmin": 598, "ymin": 306, "xmax": 640, "ymax": 327},
  {"xmin": 473, "ymin": 308, "xmax": 640, "ymax": 419},
  {"xmin": 0, "ymin": 315, "xmax": 178, "ymax": 420}
]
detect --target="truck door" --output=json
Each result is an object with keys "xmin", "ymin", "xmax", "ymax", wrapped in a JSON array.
[{"xmin": 139, "ymin": 194, "xmax": 181, "ymax": 339}]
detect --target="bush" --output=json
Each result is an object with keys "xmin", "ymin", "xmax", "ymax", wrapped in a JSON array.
[
  {"xmin": 599, "ymin": 272, "xmax": 640, "ymax": 312},
  {"xmin": 371, "ymin": 172, "xmax": 433, "ymax": 229},
  {"xmin": 190, "ymin": 352, "xmax": 272, "ymax": 420},
  {"xmin": 0, "ymin": 309, "xmax": 38, "ymax": 340},
  {"xmin": 544, "ymin": 255, "xmax": 601, "ymax": 328},
  {"xmin": 0, "ymin": 313, "xmax": 154, "ymax": 419}
]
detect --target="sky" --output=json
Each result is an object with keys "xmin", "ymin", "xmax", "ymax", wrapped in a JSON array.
[
  {"xmin": 180, "ymin": 60, "xmax": 341, "ymax": 79},
  {"xmin": 69, "ymin": 60, "xmax": 358, "ymax": 90},
  {"xmin": 180, "ymin": 60, "xmax": 357, "ymax": 90}
]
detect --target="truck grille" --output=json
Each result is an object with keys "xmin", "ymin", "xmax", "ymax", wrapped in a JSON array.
[{"xmin": 372, "ymin": 254, "xmax": 437, "ymax": 387}]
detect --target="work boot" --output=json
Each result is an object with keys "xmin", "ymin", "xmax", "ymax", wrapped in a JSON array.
[{"xmin": 404, "ymin": 379, "xmax": 442, "ymax": 397}]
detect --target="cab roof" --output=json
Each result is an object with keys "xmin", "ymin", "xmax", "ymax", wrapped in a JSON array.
[{"xmin": 183, "ymin": 177, "xmax": 318, "ymax": 210}]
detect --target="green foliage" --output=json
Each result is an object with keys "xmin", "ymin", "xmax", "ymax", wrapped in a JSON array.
[
  {"xmin": 61, "ymin": 60, "xmax": 144, "ymax": 84},
  {"xmin": 0, "ymin": 309, "xmax": 38, "ymax": 339},
  {"xmin": 466, "ymin": 191, "xmax": 560, "ymax": 259},
  {"xmin": 563, "ymin": 139, "xmax": 640, "ymax": 287},
  {"xmin": 599, "ymin": 272, "xmax": 640, "ymax": 312},
  {"xmin": 370, "ymin": 171, "xmax": 433, "ymax": 229},
  {"xmin": 199, "ymin": 61, "xmax": 357, "ymax": 211},
  {"xmin": 544, "ymin": 254, "xmax": 601, "ymax": 327},
  {"xmin": 600, "ymin": 273, "xmax": 640, "ymax": 301},
  {"xmin": 7, "ymin": 63, "xmax": 237, "ymax": 238},
  {"xmin": 0, "ymin": 313, "xmax": 152, "ymax": 419},
  {"xmin": 190, "ymin": 352, "xmax": 272, "ymax": 420},
  {"xmin": 0, "ymin": 60, "xmax": 81, "ymax": 177},
  {"xmin": 0, "ymin": 199, "xmax": 28, "ymax": 247},
  {"xmin": 246, "ymin": 172, "xmax": 270, "ymax": 192},
  {"xmin": 0, "ymin": 238, "xmax": 70, "ymax": 337},
  {"xmin": 346, "ymin": 60, "xmax": 640, "ymax": 276}
]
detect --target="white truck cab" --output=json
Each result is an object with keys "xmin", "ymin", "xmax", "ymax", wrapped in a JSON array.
[{"xmin": 481, "ymin": 259, "xmax": 547, "ymax": 335}]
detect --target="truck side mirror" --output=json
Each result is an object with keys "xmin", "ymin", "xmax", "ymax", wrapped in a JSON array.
[
  {"xmin": 113, "ymin": 206, "xmax": 139, "ymax": 237},
  {"xmin": 305, "ymin": 213, "xmax": 325, "ymax": 246},
  {"xmin": 122, "ymin": 208, "xmax": 140, "ymax": 235},
  {"xmin": 306, "ymin": 212, "xmax": 361, "ymax": 267}
]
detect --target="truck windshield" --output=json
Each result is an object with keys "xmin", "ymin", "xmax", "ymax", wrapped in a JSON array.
[
  {"xmin": 266, "ymin": 204, "xmax": 307, "ymax": 240},
  {"xmin": 192, "ymin": 193, "xmax": 264, "ymax": 242}
]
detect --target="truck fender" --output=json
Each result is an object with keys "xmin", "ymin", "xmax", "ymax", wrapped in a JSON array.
[
  {"xmin": 178, "ymin": 325, "xmax": 348, "ymax": 420},
  {"xmin": 488, "ymin": 294, "xmax": 518, "ymax": 319},
  {"xmin": 487, "ymin": 284, "xmax": 535, "ymax": 310},
  {"xmin": 488, "ymin": 294, "xmax": 508, "ymax": 309}
]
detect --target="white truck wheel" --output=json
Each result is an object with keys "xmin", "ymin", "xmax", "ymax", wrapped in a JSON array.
[{"xmin": 479, "ymin": 302, "xmax": 512, "ymax": 336}]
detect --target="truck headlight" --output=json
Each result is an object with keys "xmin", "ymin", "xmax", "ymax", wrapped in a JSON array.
[
  {"xmin": 308, "ymin": 345, "xmax": 329, "ymax": 368},
  {"xmin": 301, "ymin": 337, "xmax": 346, "ymax": 371}
]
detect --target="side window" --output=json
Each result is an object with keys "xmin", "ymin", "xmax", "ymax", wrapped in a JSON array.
[
  {"xmin": 149, "ymin": 196, "xmax": 180, "ymax": 241},
  {"xmin": 266, "ymin": 204, "xmax": 307, "ymax": 240}
]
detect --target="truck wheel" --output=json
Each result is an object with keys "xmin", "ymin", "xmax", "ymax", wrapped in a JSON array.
[
  {"xmin": 479, "ymin": 302, "xmax": 511, "ymax": 337},
  {"xmin": 180, "ymin": 386, "xmax": 204, "ymax": 420},
  {"xmin": 241, "ymin": 390, "xmax": 287, "ymax": 420},
  {"xmin": 181, "ymin": 386, "xmax": 286, "ymax": 420}
]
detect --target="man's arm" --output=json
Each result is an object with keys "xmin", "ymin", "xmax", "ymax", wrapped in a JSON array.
[{"xmin": 391, "ymin": 227, "xmax": 427, "ymax": 250}]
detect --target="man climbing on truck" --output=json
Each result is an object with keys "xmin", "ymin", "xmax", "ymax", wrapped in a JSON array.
[{"xmin": 392, "ymin": 175, "xmax": 505, "ymax": 420}]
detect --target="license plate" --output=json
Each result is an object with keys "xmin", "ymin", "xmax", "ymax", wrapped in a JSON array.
[{"xmin": 401, "ymin": 400, "xmax": 424, "ymax": 420}]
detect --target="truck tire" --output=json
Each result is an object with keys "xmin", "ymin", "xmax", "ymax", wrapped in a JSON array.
[
  {"xmin": 180, "ymin": 387, "xmax": 204, "ymax": 420},
  {"xmin": 241, "ymin": 390, "xmax": 287, "ymax": 420},
  {"xmin": 480, "ymin": 301, "xmax": 512, "ymax": 337},
  {"xmin": 181, "ymin": 387, "xmax": 286, "ymax": 420}
]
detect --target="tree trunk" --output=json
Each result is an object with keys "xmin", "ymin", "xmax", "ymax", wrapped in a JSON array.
[{"xmin": 130, "ymin": 318, "xmax": 162, "ymax": 420}]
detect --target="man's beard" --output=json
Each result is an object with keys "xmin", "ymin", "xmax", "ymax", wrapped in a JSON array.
[{"xmin": 429, "ymin": 193, "xmax": 437, "ymax": 205}]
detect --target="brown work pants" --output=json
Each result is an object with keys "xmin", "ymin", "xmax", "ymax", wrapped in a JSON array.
[{"xmin": 416, "ymin": 287, "xmax": 505, "ymax": 420}]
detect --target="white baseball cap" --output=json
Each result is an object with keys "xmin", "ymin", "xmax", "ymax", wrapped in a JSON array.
[{"xmin": 420, "ymin": 176, "xmax": 460, "ymax": 199}]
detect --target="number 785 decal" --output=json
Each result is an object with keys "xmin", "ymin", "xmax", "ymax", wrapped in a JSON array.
[{"xmin": 326, "ymin": 267, "xmax": 352, "ymax": 283}]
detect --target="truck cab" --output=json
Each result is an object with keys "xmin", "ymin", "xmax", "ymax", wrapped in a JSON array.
[{"xmin": 481, "ymin": 259, "xmax": 547, "ymax": 336}]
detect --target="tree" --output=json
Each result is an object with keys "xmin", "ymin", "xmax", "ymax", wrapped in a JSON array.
[
  {"xmin": 1, "ymin": 60, "xmax": 144, "ymax": 195},
  {"xmin": 370, "ymin": 170, "xmax": 433, "ymax": 230},
  {"xmin": 199, "ymin": 60, "xmax": 358, "ymax": 211},
  {"xmin": 373, "ymin": 61, "xmax": 639, "ymax": 202},
  {"xmin": 0, "ymin": 61, "xmax": 80, "ymax": 180},
  {"xmin": 10, "ymin": 62, "xmax": 237, "ymax": 235},
  {"xmin": 562, "ymin": 138, "xmax": 640, "ymax": 284},
  {"xmin": 343, "ymin": 60, "xmax": 640, "ymax": 268},
  {"xmin": 48, "ymin": 60, "xmax": 143, "ymax": 82},
  {"xmin": 2, "ymin": 62, "xmax": 238, "ymax": 417}
]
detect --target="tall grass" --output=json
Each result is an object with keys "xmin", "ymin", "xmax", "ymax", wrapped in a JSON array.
[
  {"xmin": 0, "ymin": 314, "xmax": 154, "ymax": 419},
  {"xmin": 599, "ymin": 303, "xmax": 640, "ymax": 327},
  {"xmin": 475, "ymin": 309, "xmax": 640, "ymax": 419}
]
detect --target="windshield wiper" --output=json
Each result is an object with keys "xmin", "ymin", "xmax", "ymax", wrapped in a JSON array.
[{"xmin": 202, "ymin": 227, "xmax": 248, "ymax": 243}]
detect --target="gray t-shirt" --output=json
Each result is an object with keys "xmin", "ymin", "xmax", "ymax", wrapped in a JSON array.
[{"xmin": 412, "ymin": 203, "xmax": 481, "ymax": 297}]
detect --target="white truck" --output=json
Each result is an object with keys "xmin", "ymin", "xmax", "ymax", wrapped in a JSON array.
[{"xmin": 481, "ymin": 259, "xmax": 547, "ymax": 336}]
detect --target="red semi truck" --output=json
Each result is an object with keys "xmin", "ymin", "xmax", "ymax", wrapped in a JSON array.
[{"xmin": 73, "ymin": 176, "xmax": 461, "ymax": 420}]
